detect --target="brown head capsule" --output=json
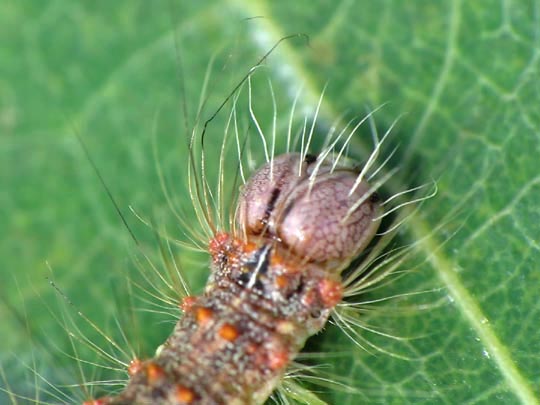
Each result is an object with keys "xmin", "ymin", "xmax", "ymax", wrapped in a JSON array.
[{"xmin": 236, "ymin": 153, "xmax": 382, "ymax": 270}]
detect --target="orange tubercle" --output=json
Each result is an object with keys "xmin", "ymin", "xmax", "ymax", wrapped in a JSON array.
[
  {"xmin": 275, "ymin": 274, "xmax": 289, "ymax": 289},
  {"xmin": 173, "ymin": 385, "xmax": 196, "ymax": 403},
  {"xmin": 145, "ymin": 362, "xmax": 165, "ymax": 385},
  {"xmin": 218, "ymin": 323, "xmax": 239, "ymax": 341},
  {"xmin": 127, "ymin": 358, "xmax": 143, "ymax": 376},
  {"xmin": 180, "ymin": 296, "xmax": 197, "ymax": 313},
  {"xmin": 195, "ymin": 307, "xmax": 214, "ymax": 326},
  {"xmin": 208, "ymin": 232, "xmax": 230, "ymax": 258},
  {"xmin": 267, "ymin": 348, "xmax": 289, "ymax": 371},
  {"xmin": 318, "ymin": 278, "xmax": 343, "ymax": 308},
  {"xmin": 269, "ymin": 251, "xmax": 285, "ymax": 266},
  {"xmin": 243, "ymin": 239, "xmax": 258, "ymax": 254}
]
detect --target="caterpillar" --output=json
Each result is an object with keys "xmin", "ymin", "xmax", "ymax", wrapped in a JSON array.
[
  {"xmin": 4, "ymin": 3, "xmax": 537, "ymax": 404},
  {"xmin": 81, "ymin": 42, "xmax": 431, "ymax": 403},
  {"xmin": 3, "ymin": 32, "xmax": 433, "ymax": 405}
]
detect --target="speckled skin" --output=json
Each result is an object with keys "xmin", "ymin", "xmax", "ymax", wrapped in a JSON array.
[
  {"xmin": 92, "ymin": 153, "xmax": 380, "ymax": 405},
  {"xmin": 236, "ymin": 153, "xmax": 381, "ymax": 266}
]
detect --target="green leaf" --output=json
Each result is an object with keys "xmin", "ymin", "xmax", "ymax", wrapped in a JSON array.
[{"xmin": 1, "ymin": 1, "xmax": 539, "ymax": 404}]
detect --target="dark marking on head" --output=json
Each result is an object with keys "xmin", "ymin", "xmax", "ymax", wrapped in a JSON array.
[
  {"xmin": 260, "ymin": 188, "xmax": 282, "ymax": 231},
  {"xmin": 304, "ymin": 153, "xmax": 317, "ymax": 164}
]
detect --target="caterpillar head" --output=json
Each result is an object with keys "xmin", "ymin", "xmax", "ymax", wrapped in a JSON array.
[{"xmin": 235, "ymin": 153, "xmax": 382, "ymax": 271}]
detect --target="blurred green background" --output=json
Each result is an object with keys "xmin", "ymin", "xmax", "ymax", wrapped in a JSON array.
[{"xmin": 1, "ymin": 0, "xmax": 540, "ymax": 404}]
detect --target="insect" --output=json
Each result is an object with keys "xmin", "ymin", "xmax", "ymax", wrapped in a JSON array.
[
  {"xmin": 89, "ymin": 151, "xmax": 382, "ymax": 404},
  {"xmin": 78, "ymin": 37, "xmax": 431, "ymax": 402},
  {"xmin": 3, "ymin": 34, "xmax": 432, "ymax": 405}
]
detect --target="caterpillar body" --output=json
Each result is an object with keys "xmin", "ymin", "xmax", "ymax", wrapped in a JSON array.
[
  {"xmin": 93, "ymin": 150, "xmax": 382, "ymax": 404},
  {"xmin": 77, "ymin": 58, "xmax": 428, "ymax": 403},
  {"xmin": 4, "ymin": 33, "xmax": 431, "ymax": 405}
]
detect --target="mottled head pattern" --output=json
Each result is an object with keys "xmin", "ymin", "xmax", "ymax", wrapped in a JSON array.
[{"xmin": 236, "ymin": 152, "xmax": 382, "ymax": 270}]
